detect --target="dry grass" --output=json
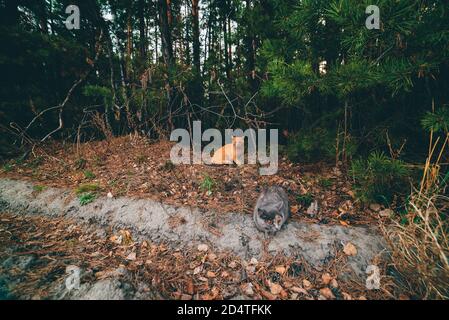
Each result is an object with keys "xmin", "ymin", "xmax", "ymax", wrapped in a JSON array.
[
  {"xmin": 383, "ymin": 129, "xmax": 449, "ymax": 299},
  {"xmin": 383, "ymin": 192, "xmax": 449, "ymax": 299}
]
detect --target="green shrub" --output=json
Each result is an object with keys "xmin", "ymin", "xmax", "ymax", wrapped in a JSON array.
[
  {"xmin": 83, "ymin": 170, "xmax": 96, "ymax": 180},
  {"xmin": 421, "ymin": 108, "xmax": 449, "ymax": 133},
  {"xmin": 78, "ymin": 192, "xmax": 96, "ymax": 206},
  {"xmin": 351, "ymin": 152, "xmax": 410, "ymax": 205},
  {"xmin": 200, "ymin": 174, "xmax": 215, "ymax": 194},
  {"xmin": 287, "ymin": 128, "xmax": 336, "ymax": 163}
]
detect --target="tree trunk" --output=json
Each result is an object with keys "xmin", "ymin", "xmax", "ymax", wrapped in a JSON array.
[
  {"xmin": 191, "ymin": 0, "xmax": 201, "ymax": 75},
  {"xmin": 138, "ymin": 0, "xmax": 147, "ymax": 61},
  {"xmin": 158, "ymin": 0, "xmax": 175, "ymax": 130}
]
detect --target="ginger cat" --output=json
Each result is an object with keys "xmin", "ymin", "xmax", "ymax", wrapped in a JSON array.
[{"xmin": 210, "ymin": 136, "xmax": 244, "ymax": 165}]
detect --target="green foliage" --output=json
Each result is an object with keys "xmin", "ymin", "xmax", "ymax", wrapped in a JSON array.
[
  {"xmin": 421, "ymin": 108, "xmax": 449, "ymax": 133},
  {"xmin": 351, "ymin": 152, "xmax": 410, "ymax": 205},
  {"xmin": 83, "ymin": 170, "xmax": 96, "ymax": 180},
  {"xmin": 78, "ymin": 192, "xmax": 96, "ymax": 206},
  {"xmin": 82, "ymin": 85, "xmax": 113, "ymax": 109},
  {"xmin": 319, "ymin": 178, "xmax": 333, "ymax": 188},
  {"xmin": 33, "ymin": 185, "xmax": 46, "ymax": 193},
  {"xmin": 296, "ymin": 193, "xmax": 314, "ymax": 207},
  {"xmin": 75, "ymin": 183, "xmax": 100, "ymax": 195},
  {"xmin": 200, "ymin": 174, "xmax": 215, "ymax": 194},
  {"xmin": 2, "ymin": 163, "xmax": 13, "ymax": 173},
  {"xmin": 287, "ymin": 128, "xmax": 336, "ymax": 163}
]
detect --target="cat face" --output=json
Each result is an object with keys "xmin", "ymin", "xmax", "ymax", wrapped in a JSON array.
[
  {"xmin": 232, "ymin": 136, "xmax": 244, "ymax": 145},
  {"xmin": 257, "ymin": 209, "xmax": 283, "ymax": 232}
]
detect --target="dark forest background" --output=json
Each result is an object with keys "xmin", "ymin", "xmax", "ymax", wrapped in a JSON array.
[{"xmin": 0, "ymin": 1, "xmax": 448, "ymax": 186}]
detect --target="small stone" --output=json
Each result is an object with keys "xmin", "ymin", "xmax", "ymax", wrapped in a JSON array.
[
  {"xmin": 369, "ymin": 203, "xmax": 381, "ymax": 212},
  {"xmin": 125, "ymin": 252, "xmax": 136, "ymax": 261},
  {"xmin": 379, "ymin": 208, "xmax": 394, "ymax": 217},
  {"xmin": 306, "ymin": 201, "xmax": 319, "ymax": 216},
  {"xmin": 208, "ymin": 253, "xmax": 217, "ymax": 261},
  {"xmin": 250, "ymin": 257, "xmax": 258, "ymax": 265},
  {"xmin": 206, "ymin": 271, "xmax": 216, "ymax": 278},
  {"xmin": 242, "ymin": 283, "xmax": 254, "ymax": 296},
  {"xmin": 197, "ymin": 244, "xmax": 209, "ymax": 252},
  {"xmin": 246, "ymin": 265, "xmax": 256, "ymax": 274},
  {"xmin": 107, "ymin": 192, "xmax": 114, "ymax": 198}
]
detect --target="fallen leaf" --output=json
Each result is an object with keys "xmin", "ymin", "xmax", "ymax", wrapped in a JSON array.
[
  {"xmin": 269, "ymin": 282, "xmax": 283, "ymax": 295},
  {"xmin": 291, "ymin": 286, "xmax": 308, "ymax": 295},
  {"xmin": 321, "ymin": 273, "xmax": 332, "ymax": 285},
  {"xmin": 275, "ymin": 266, "xmax": 286, "ymax": 275},
  {"xmin": 342, "ymin": 292, "xmax": 352, "ymax": 300},
  {"xmin": 126, "ymin": 252, "xmax": 136, "ymax": 261},
  {"xmin": 302, "ymin": 279, "xmax": 312, "ymax": 289},
  {"xmin": 343, "ymin": 242, "xmax": 358, "ymax": 256},
  {"xmin": 320, "ymin": 287, "xmax": 335, "ymax": 299},
  {"xmin": 339, "ymin": 220, "xmax": 349, "ymax": 226},
  {"xmin": 291, "ymin": 205, "xmax": 299, "ymax": 214},
  {"xmin": 186, "ymin": 280, "xmax": 194, "ymax": 295},
  {"xmin": 180, "ymin": 294, "xmax": 192, "ymax": 300},
  {"xmin": 206, "ymin": 271, "xmax": 216, "ymax": 278},
  {"xmin": 193, "ymin": 266, "xmax": 202, "ymax": 275},
  {"xmin": 259, "ymin": 289, "xmax": 277, "ymax": 300}
]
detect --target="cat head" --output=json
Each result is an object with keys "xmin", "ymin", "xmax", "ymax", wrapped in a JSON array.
[{"xmin": 232, "ymin": 136, "xmax": 244, "ymax": 146}]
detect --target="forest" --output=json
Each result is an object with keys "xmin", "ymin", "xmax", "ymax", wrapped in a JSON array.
[{"xmin": 0, "ymin": 0, "xmax": 448, "ymax": 301}]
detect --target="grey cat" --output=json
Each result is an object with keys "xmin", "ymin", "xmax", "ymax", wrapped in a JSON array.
[{"xmin": 253, "ymin": 186, "xmax": 290, "ymax": 234}]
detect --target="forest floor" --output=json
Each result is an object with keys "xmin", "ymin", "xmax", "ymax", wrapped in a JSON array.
[
  {"xmin": 0, "ymin": 136, "xmax": 408, "ymax": 300},
  {"xmin": 0, "ymin": 212, "xmax": 397, "ymax": 300},
  {"xmin": 0, "ymin": 135, "xmax": 386, "ymax": 226}
]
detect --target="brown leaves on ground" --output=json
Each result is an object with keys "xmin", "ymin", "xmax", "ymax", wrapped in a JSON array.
[
  {"xmin": 0, "ymin": 136, "xmax": 378, "ymax": 226},
  {"xmin": 0, "ymin": 212, "xmax": 394, "ymax": 300}
]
